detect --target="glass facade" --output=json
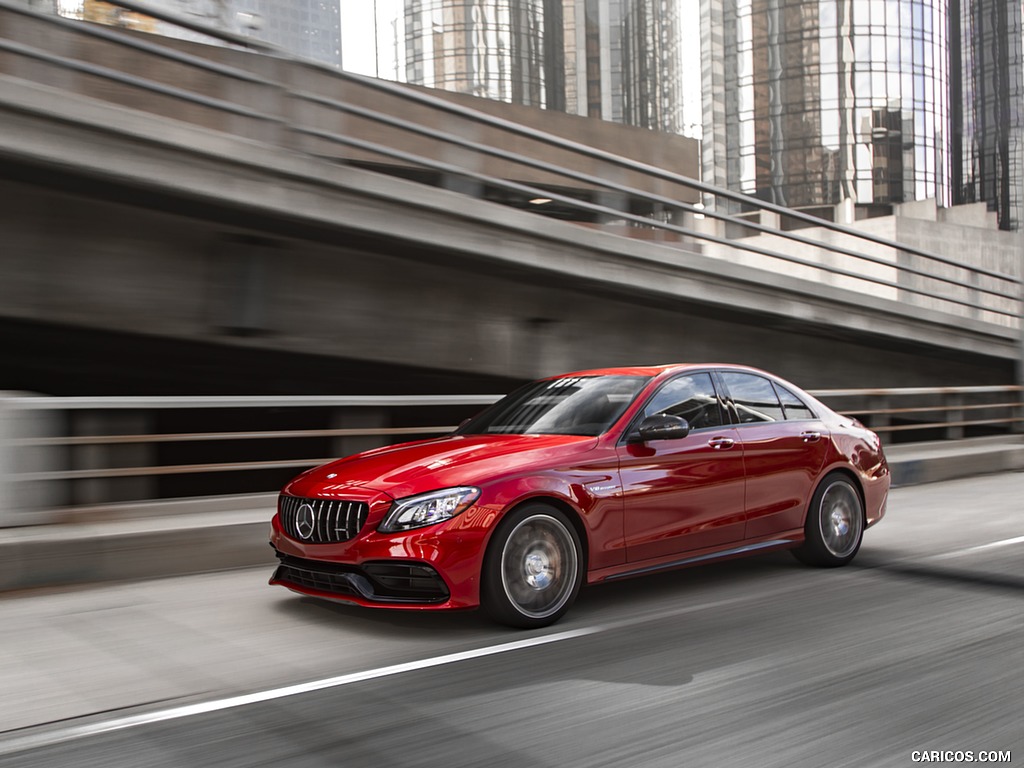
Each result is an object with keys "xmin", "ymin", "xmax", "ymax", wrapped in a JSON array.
[
  {"xmin": 702, "ymin": 0, "xmax": 949, "ymax": 212},
  {"xmin": 247, "ymin": 0, "xmax": 340, "ymax": 67},
  {"xmin": 403, "ymin": 0, "xmax": 561, "ymax": 107},
  {"xmin": 397, "ymin": 0, "xmax": 690, "ymax": 134},
  {"xmin": 618, "ymin": 0, "xmax": 687, "ymax": 131},
  {"xmin": 954, "ymin": 0, "xmax": 1024, "ymax": 230}
]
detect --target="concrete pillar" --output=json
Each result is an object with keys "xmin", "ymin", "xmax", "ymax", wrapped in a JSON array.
[
  {"xmin": 594, "ymin": 190, "xmax": 628, "ymax": 224},
  {"xmin": 668, "ymin": 208, "xmax": 704, "ymax": 253},
  {"xmin": 760, "ymin": 210, "xmax": 782, "ymax": 231},
  {"xmin": 834, "ymin": 198, "xmax": 856, "ymax": 225}
]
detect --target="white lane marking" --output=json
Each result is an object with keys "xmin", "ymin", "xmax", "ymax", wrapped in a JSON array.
[
  {"xmin": 926, "ymin": 535, "xmax": 1024, "ymax": 561},
  {"xmin": 0, "ymin": 627, "xmax": 598, "ymax": 756},
  {"xmin": 0, "ymin": 560, "xmax": 964, "ymax": 757},
  {"xmin": 0, "ymin": 587, "xmax": 787, "ymax": 756}
]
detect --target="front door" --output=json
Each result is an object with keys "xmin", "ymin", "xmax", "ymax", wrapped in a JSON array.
[{"xmin": 618, "ymin": 372, "xmax": 747, "ymax": 562}]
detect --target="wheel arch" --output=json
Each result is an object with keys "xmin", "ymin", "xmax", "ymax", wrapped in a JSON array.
[
  {"xmin": 811, "ymin": 465, "xmax": 867, "ymax": 523},
  {"xmin": 793, "ymin": 465, "xmax": 868, "ymax": 567},
  {"xmin": 479, "ymin": 494, "xmax": 589, "ymax": 627},
  {"xmin": 489, "ymin": 494, "xmax": 590, "ymax": 573}
]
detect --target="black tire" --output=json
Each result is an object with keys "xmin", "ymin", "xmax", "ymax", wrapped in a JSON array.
[
  {"xmin": 792, "ymin": 473, "xmax": 864, "ymax": 567},
  {"xmin": 481, "ymin": 504, "xmax": 583, "ymax": 629}
]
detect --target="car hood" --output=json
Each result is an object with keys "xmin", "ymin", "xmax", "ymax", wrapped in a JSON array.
[{"xmin": 283, "ymin": 433, "xmax": 599, "ymax": 500}]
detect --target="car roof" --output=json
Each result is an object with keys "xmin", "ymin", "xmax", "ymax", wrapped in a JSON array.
[{"xmin": 548, "ymin": 363, "xmax": 773, "ymax": 379}]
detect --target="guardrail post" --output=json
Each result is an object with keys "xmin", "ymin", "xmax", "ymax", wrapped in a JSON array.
[
  {"xmin": 945, "ymin": 393, "xmax": 964, "ymax": 440},
  {"xmin": 872, "ymin": 395, "xmax": 891, "ymax": 435},
  {"xmin": 0, "ymin": 393, "xmax": 64, "ymax": 527},
  {"xmin": 332, "ymin": 408, "xmax": 388, "ymax": 459},
  {"xmin": 0, "ymin": 395, "xmax": 15, "ymax": 526},
  {"xmin": 72, "ymin": 410, "xmax": 155, "ymax": 506}
]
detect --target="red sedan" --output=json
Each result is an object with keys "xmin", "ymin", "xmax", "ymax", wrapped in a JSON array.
[{"xmin": 269, "ymin": 364, "xmax": 889, "ymax": 627}]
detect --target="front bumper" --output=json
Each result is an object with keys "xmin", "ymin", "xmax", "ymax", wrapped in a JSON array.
[
  {"xmin": 270, "ymin": 549, "xmax": 450, "ymax": 605},
  {"xmin": 268, "ymin": 508, "xmax": 492, "ymax": 610}
]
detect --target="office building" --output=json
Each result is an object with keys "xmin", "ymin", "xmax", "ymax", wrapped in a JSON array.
[
  {"xmin": 701, "ymin": 0, "xmax": 950, "ymax": 216},
  {"xmin": 397, "ymin": 0, "xmax": 691, "ymax": 135},
  {"xmin": 953, "ymin": 0, "xmax": 1024, "ymax": 230}
]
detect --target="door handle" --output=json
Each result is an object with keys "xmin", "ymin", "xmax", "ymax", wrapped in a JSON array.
[
  {"xmin": 708, "ymin": 437, "xmax": 735, "ymax": 450},
  {"xmin": 801, "ymin": 431, "xmax": 822, "ymax": 443}
]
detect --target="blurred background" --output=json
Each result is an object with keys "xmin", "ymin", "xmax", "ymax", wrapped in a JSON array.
[
  {"xmin": 0, "ymin": 4, "xmax": 1021, "ymax": 766},
  {"xmin": 0, "ymin": 0, "xmax": 1022, "ymax": 549}
]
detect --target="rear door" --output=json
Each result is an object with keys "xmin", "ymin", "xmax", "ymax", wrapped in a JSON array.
[{"xmin": 716, "ymin": 371, "xmax": 829, "ymax": 539}]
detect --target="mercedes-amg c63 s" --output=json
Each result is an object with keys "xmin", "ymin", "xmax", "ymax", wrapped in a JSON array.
[{"xmin": 270, "ymin": 364, "xmax": 889, "ymax": 627}]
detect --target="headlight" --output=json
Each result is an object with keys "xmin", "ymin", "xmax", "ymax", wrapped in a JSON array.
[{"xmin": 378, "ymin": 487, "xmax": 480, "ymax": 533}]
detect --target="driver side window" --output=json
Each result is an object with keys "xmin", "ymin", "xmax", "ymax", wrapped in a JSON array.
[{"xmin": 642, "ymin": 373, "xmax": 724, "ymax": 430}]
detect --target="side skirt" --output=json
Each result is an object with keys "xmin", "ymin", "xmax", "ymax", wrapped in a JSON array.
[{"xmin": 591, "ymin": 536, "xmax": 801, "ymax": 584}]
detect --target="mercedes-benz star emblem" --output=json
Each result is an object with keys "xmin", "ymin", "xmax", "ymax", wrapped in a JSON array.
[{"xmin": 295, "ymin": 503, "xmax": 316, "ymax": 540}]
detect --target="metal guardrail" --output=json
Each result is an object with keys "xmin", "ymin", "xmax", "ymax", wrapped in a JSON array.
[
  {"xmin": 0, "ymin": 393, "xmax": 501, "ymax": 525},
  {"xmin": 1, "ymin": 0, "xmax": 1021, "ymax": 326},
  {"xmin": 1, "ymin": 387, "xmax": 1022, "ymax": 525},
  {"xmin": 814, "ymin": 386, "xmax": 1024, "ymax": 438}
]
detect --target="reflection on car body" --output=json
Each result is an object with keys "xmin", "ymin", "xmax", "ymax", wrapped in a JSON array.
[{"xmin": 269, "ymin": 364, "xmax": 890, "ymax": 627}]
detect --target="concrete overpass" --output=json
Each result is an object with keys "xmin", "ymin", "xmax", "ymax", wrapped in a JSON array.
[{"xmin": 0, "ymin": 1, "xmax": 1021, "ymax": 394}]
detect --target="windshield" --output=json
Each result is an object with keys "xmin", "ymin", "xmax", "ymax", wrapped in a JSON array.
[{"xmin": 458, "ymin": 375, "xmax": 651, "ymax": 437}]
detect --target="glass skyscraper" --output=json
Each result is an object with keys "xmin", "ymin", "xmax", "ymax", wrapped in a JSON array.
[
  {"xmin": 403, "ymin": 0, "xmax": 563, "ymax": 108},
  {"xmin": 953, "ymin": 0, "xmax": 1024, "ymax": 230},
  {"xmin": 701, "ymin": 0, "xmax": 950, "ymax": 214},
  {"xmin": 397, "ymin": 0, "xmax": 690, "ymax": 135}
]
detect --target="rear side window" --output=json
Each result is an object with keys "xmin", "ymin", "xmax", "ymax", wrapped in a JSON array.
[
  {"xmin": 775, "ymin": 384, "xmax": 816, "ymax": 420},
  {"xmin": 719, "ymin": 372, "xmax": 785, "ymax": 423}
]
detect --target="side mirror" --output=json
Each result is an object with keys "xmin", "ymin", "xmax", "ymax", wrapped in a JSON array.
[{"xmin": 630, "ymin": 414, "xmax": 691, "ymax": 443}]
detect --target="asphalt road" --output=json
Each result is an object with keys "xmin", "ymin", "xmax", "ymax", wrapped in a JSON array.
[{"xmin": 0, "ymin": 473, "xmax": 1020, "ymax": 767}]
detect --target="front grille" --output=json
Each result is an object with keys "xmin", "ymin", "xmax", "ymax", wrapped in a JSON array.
[
  {"xmin": 271, "ymin": 552, "xmax": 450, "ymax": 604},
  {"xmin": 278, "ymin": 495, "xmax": 368, "ymax": 543}
]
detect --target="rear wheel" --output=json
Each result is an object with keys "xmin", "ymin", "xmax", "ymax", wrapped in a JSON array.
[
  {"xmin": 482, "ymin": 504, "xmax": 583, "ymax": 628},
  {"xmin": 792, "ymin": 474, "xmax": 864, "ymax": 567}
]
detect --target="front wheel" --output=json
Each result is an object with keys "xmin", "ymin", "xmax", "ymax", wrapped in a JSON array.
[
  {"xmin": 792, "ymin": 474, "xmax": 864, "ymax": 567},
  {"xmin": 482, "ymin": 504, "xmax": 583, "ymax": 628}
]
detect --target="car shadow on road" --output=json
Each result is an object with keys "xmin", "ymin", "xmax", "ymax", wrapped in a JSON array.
[
  {"xmin": 853, "ymin": 555, "xmax": 1024, "ymax": 595},
  {"xmin": 268, "ymin": 550, "xmax": 802, "ymax": 639}
]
